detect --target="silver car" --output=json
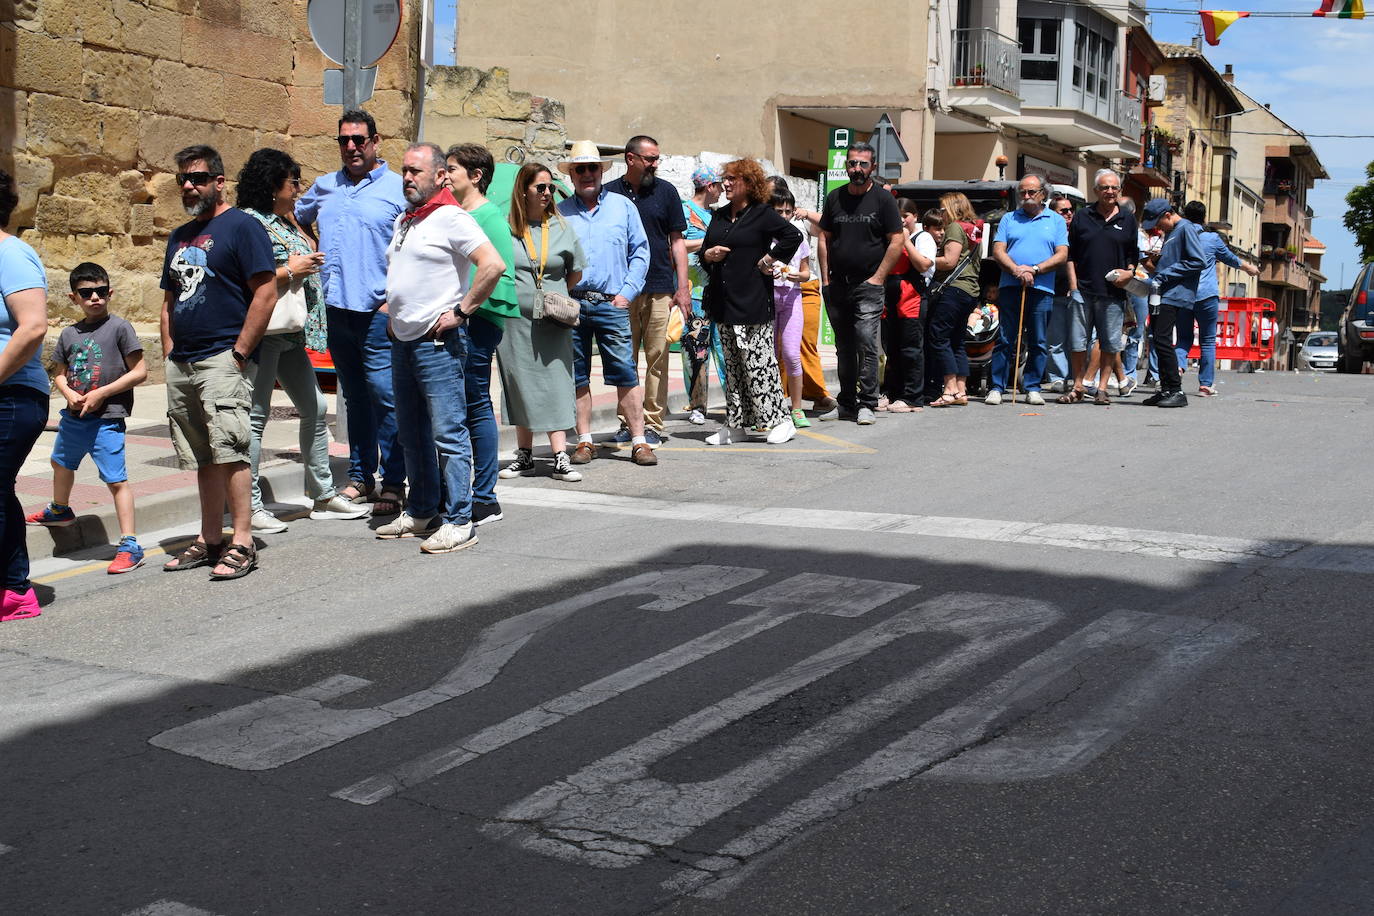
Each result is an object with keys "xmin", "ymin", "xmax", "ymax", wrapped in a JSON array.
[{"xmin": 1298, "ymin": 332, "xmax": 1339, "ymax": 371}]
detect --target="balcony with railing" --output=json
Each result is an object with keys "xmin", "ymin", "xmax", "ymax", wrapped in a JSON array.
[
  {"xmin": 1114, "ymin": 90, "xmax": 1142, "ymax": 142},
  {"xmin": 946, "ymin": 28, "xmax": 1021, "ymax": 118},
  {"xmin": 1129, "ymin": 127, "xmax": 1175, "ymax": 188}
]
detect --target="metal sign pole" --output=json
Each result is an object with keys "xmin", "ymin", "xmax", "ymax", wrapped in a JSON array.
[{"xmin": 342, "ymin": 0, "xmax": 362, "ymax": 110}]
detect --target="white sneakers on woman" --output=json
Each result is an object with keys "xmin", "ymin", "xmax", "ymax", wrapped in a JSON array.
[
  {"xmin": 765, "ymin": 418, "xmax": 796, "ymax": 443},
  {"xmin": 706, "ymin": 426, "xmax": 744, "ymax": 445},
  {"xmin": 707, "ymin": 420, "xmax": 795, "ymax": 445}
]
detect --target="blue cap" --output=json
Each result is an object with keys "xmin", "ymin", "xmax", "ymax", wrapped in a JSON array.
[{"xmin": 1141, "ymin": 197, "xmax": 1173, "ymax": 231}]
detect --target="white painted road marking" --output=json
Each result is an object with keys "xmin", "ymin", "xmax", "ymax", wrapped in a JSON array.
[
  {"xmin": 494, "ymin": 487, "xmax": 1366, "ymax": 571},
  {"xmin": 663, "ymin": 609, "xmax": 1256, "ymax": 898},
  {"xmin": 121, "ymin": 902, "xmax": 224, "ymax": 916},
  {"xmin": 334, "ymin": 573, "xmax": 918, "ymax": 804},
  {"xmin": 482, "ymin": 592, "xmax": 1060, "ymax": 868},
  {"xmin": 149, "ymin": 566, "xmax": 767, "ymax": 769}
]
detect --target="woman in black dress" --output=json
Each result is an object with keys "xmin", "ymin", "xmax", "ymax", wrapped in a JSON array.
[{"xmin": 700, "ymin": 158, "xmax": 803, "ymax": 445}]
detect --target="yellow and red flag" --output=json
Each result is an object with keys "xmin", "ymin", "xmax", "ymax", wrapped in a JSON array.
[{"xmin": 1200, "ymin": 10, "xmax": 1251, "ymax": 45}]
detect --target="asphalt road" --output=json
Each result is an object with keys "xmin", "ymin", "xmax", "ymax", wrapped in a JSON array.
[{"xmin": 4, "ymin": 369, "xmax": 1373, "ymax": 916}]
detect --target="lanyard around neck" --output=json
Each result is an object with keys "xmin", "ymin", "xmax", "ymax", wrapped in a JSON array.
[{"xmin": 522, "ymin": 222, "xmax": 549, "ymax": 289}]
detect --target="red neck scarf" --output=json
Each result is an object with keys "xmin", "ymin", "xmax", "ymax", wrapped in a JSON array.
[{"xmin": 399, "ymin": 186, "xmax": 458, "ymax": 226}]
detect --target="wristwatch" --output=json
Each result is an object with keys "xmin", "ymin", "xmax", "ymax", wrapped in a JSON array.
[{"xmin": 231, "ymin": 349, "xmax": 247, "ymax": 367}]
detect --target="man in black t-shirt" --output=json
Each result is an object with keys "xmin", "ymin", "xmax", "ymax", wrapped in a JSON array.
[
  {"xmin": 158, "ymin": 144, "xmax": 277, "ymax": 580},
  {"xmin": 819, "ymin": 142, "xmax": 903, "ymax": 423},
  {"xmin": 603, "ymin": 135, "xmax": 690, "ymax": 443}
]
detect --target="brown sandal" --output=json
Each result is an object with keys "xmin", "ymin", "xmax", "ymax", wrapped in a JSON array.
[
  {"xmin": 209, "ymin": 543, "xmax": 258, "ymax": 581},
  {"xmin": 338, "ymin": 480, "xmax": 374, "ymax": 503},
  {"xmin": 372, "ymin": 488, "xmax": 405, "ymax": 516},
  {"xmin": 1094, "ymin": 391, "xmax": 1111, "ymax": 406},
  {"xmin": 163, "ymin": 539, "xmax": 223, "ymax": 572},
  {"xmin": 1056, "ymin": 389, "xmax": 1085, "ymax": 404},
  {"xmin": 929, "ymin": 393, "xmax": 963, "ymax": 408}
]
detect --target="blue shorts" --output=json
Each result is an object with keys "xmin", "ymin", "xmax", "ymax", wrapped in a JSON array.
[
  {"xmin": 51, "ymin": 411, "xmax": 129, "ymax": 483},
  {"xmin": 572, "ymin": 298, "xmax": 639, "ymax": 390}
]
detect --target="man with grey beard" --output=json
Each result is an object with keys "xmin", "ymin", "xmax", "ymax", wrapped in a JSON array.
[{"xmin": 158, "ymin": 144, "xmax": 277, "ymax": 579}]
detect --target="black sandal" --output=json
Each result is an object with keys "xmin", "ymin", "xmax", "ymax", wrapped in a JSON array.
[
  {"xmin": 163, "ymin": 540, "xmax": 222, "ymax": 572},
  {"xmin": 208, "ymin": 543, "xmax": 258, "ymax": 581}
]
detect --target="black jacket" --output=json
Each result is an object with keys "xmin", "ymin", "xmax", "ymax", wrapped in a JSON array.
[{"xmin": 701, "ymin": 203, "xmax": 802, "ymax": 325}]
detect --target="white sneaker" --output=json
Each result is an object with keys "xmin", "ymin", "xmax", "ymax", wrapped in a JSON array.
[
  {"xmin": 766, "ymin": 418, "xmax": 796, "ymax": 443},
  {"xmin": 1106, "ymin": 378, "xmax": 1121, "ymax": 393},
  {"xmin": 688, "ymin": 408, "xmax": 706, "ymax": 426},
  {"xmin": 706, "ymin": 426, "xmax": 744, "ymax": 445},
  {"xmin": 251, "ymin": 508, "xmax": 288, "ymax": 534},
  {"xmin": 856, "ymin": 407, "xmax": 877, "ymax": 425},
  {"xmin": 1046, "ymin": 379, "xmax": 1066, "ymax": 394},
  {"xmin": 985, "ymin": 390, "xmax": 1003, "ymax": 405},
  {"xmin": 551, "ymin": 451, "xmax": 583, "ymax": 482},
  {"xmin": 375, "ymin": 512, "xmax": 438, "ymax": 539},
  {"xmin": 420, "ymin": 522, "xmax": 478, "ymax": 554},
  {"xmin": 1025, "ymin": 391, "xmax": 1045, "ymax": 406},
  {"xmin": 310, "ymin": 495, "xmax": 370, "ymax": 520}
]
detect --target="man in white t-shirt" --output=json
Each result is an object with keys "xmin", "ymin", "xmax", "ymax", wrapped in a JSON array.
[{"xmin": 377, "ymin": 142, "xmax": 505, "ymax": 554}]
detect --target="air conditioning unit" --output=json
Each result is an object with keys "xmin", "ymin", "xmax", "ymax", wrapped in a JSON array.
[{"xmin": 1147, "ymin": 76, "xmax": 1167, "ymax": 103}]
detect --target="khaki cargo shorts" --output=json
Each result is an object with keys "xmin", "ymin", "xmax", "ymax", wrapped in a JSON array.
[{"xmin": 166, "ymin": 348, "xmax": 254, "ymax": 469}]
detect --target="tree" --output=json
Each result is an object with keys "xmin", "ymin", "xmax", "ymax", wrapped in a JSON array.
[{"xmin": 1344, "ymin": 160, "xmax": 1374, "ymax": 263}]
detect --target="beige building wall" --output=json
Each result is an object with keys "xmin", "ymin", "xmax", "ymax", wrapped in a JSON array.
[
  {"xmin": 2, "ymin": 0, "xmax": 424, "ymax": 328},
  {"xmin": 455, "ymin": 0, "xmax": 930, "ymax": 173}
]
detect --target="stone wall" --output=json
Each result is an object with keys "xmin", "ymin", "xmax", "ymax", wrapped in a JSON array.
[
  {"xmin": 421, "ymin": 65, "xmax": 567, "ymax": 172},
  {"xmin": 1, "ymin": 0, "xmax": 423, "ymax": 328}
]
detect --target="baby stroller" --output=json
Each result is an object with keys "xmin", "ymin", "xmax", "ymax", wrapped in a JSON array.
[{"xmin": 965, "ymin": 302, "xmax": 1000, "ymax": 396}]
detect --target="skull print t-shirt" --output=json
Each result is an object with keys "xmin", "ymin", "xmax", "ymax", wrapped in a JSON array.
[
  {"xmin": 54, "ymin": 314, "xmax": 142, "ymax": 419},
  {"xmin": 160, "ymin": 208, "xmax": 275, "ymax": 364}
]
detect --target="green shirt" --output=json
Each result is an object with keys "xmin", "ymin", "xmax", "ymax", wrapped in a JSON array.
[
  {"xmin": 469, "ymin": 201, "xmax": 520, "ymax": 328},
  {"xmin": 938, "ymin": 220, "xmax": 982, "ymax": 299}
]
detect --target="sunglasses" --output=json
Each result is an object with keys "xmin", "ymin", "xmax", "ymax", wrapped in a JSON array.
[
  {"xmin": 572, "ymin": 164, "xmax": 601, "ymax": 175},
  {"xmin": 176, "ymin": 171, "xmax": 220, "ymax": 187},
  {"xmin": 845, "ymin": 160, "xmax": 873, "ymax": 169},
  {"xmin": 531, "ymin": 182, "xmax": 554, "ymax": 193},
  {"xmin": 1055, "ymin": 207, "xmax": 1073, "ymax": 214},
  {"xmin": 75, "ymin": 286, "xmax": 111, "ymax": 300},
  {"xmin": 337, "ymin": 134, "xmax": 373, "ymax": 148},
  {"xmin": 633, "ymin": 153, "xmax": 661, "ymax": 164}
]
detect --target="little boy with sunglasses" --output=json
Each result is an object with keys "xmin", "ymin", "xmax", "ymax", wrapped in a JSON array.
[{"xmin": 27, "ymin": 262, "xmax": 148, "ymax": 574}]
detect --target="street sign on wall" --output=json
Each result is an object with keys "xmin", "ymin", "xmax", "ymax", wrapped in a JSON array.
[{"xmin": 309, "ymin": 0, "xmax": 402, "ymax": 107}]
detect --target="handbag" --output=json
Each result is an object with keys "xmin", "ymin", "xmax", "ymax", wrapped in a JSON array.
[
  {"xmin": 261, "ymin": 217, "xmax": 308, "ymax": 335},
  {"xmin": 524, "ymin": 224, "xmax": 580, "ymax": 328}
]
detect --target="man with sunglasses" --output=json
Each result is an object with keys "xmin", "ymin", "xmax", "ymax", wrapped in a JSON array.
[
  {"xmin": 159, "ymin": 144, "xmax": 278, "ymax": 580},
  {"xmin": 295, "ymin": 108, "xmax": 408, "ymax": 515},
  {"xmin": 819, "ymin": 142, "xmax": 904, "ymax": 424},
  {"xmin": 556, "ymin": 140, "xmax": 656, "ymax": 467},
  {"xmin": 603, "ymin": 135, "xmax": 690, "ymax": 446}
]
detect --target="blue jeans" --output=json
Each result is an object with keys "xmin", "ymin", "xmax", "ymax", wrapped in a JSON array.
[
  {"xmin": 391, "ymin": 330, "xmax": 473, "ymax": 526},
  {"xmin": 1045, "ymin": 294, "xmax": 1073, "ymax": 384},
  {"xmin": 249, "ymin": 332, "xmax": 334, "ymax": 510},
  {"xmin": 327, "ymin": 306, "xmax": 405, "ymax": 493},
  {"xmin": 991, "ymin": 287, "xmax": 1052, "ymax": 393},
  {"xmin": 926, "ymin": 286, "xmax": 978, "ymax": 379},
  {"xmin": 1175, "ymin": 296, "xmax": 1220, "ymax": 387},
  {"xmin": 463, "ymin": 315, "xmax": 502, "ymax": 507},
  {"xmin": 1122, "ymin": 294, "xmax": 1149, "ymax": 378},
  {"xmin": 0, "ymin": 388, "xmax": 49, "ymax": 593}
]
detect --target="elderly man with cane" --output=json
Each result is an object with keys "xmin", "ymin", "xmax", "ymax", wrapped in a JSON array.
[{"xmin": 987, "ymin": 173, "xmax": 1068, "ymax": 405}]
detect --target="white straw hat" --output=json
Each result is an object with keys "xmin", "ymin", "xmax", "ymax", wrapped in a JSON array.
[{"xmin": 557, "ymin": 139, "xmax": 613, "ymax": 175}]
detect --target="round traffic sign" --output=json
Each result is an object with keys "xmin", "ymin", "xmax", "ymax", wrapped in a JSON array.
[{"xmin": 307, "ymin": 0, "xmax": 402, "ymax": 68}]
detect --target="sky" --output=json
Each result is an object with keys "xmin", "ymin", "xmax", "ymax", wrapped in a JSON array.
[{"xmin": 425, "ymin": 1, "xmax": 1367, "ymax": 289}]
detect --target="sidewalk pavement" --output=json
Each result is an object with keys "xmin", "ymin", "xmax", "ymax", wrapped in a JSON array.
[{"xmin": 22, "ymin": 343, "xmax": 839, "ymax": 563}]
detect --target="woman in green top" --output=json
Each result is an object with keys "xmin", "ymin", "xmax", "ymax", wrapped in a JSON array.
[
  {"xmin": 926, "ymin": 192, "xmax": 984, "ymax": 407},
  {"xmin": 496, "ymin": 163, "xmax": 587, "ymax": 482},
  {"xmin": 445, "ymin": 145, "xmax": 522, "ymax": 524}
]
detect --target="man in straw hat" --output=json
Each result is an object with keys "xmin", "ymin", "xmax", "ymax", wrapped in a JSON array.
[{"xmin": 556, "ymin": 140, "xmax": 657, "ymax": 467}]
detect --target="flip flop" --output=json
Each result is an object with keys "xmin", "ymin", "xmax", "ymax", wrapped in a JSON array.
[{"xmin": 209, "ymin": 543, "xmax": 258, "ymax": 581}]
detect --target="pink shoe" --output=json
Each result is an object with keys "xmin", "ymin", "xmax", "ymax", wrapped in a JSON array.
[{"xmin": 1, "ymin": 587, "xmax": 41, "ymax": 622}]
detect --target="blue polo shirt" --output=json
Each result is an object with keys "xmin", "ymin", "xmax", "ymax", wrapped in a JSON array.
[
  {"xmin": 295, "ymin": 160, "xmax": 406, "ymax": 313},
  {"xmin": 604, "ymin": 176, "xmax": 687, "ymax": 295},
  {"xmin": 995, "ymin": 206, "xmax": 1069, "ymax": 293},
  {"xmin": 557, "ymin": 188, "xmax": 649, "ymax": 302},
  {"xmin": 1196, "ymin": 230, "xmax": 1243, "ymax": 301}
]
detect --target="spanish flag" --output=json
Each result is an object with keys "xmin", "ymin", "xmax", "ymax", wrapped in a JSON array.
[
  {"xmin": 1200, "ymin": 10, "xmax": 1251, "ymax": 45},
  {"xmin": 1313, "ymin": 0, "xmax": 1365, "ymax": 17}
]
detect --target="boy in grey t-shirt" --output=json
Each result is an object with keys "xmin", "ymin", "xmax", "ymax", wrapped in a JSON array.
[{"xmin": 26, "ymin": 262, "xmax": 148, "ymax": 574}]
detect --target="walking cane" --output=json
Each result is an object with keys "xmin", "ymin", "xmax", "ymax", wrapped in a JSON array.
[{"xmin": 1010, "ymin": 284, "xmax": 1027, "ymax": 404}]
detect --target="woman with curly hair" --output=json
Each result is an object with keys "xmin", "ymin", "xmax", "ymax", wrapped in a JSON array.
[
  {"xmin": 699, "ymin": 158, "xmax": 803, "ymax": 445},
  {"xmin": 236, "ymin": 148, "xmax": 367, "ymax": 531}
]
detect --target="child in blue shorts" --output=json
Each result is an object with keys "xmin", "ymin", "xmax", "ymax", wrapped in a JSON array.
[{"xmin": 26, "ymin": 262, "xmax": 148, "ymax": 573}]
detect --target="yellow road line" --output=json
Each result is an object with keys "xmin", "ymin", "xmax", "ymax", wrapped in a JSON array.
[{"xmin": 600, "ymin": 428, "xmax": 877, "ymax": 456}]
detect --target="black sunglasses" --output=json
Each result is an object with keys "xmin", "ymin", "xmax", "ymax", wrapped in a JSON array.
[
  {"xmin": 337, "ymin": 134, "xmax": 372, "ymax": 148},
  {"xmin": 176, "ymin": 171, "xmax": 220, "ymax": 187},
  {"xmin": 75, "ymin": 286, "xmax": 111, "ymax": 299},
  {"xmin": 572, "ymin": 164, "xmax": 601, "ymax": 175},
  {"xmin": 845, "ymin": 159, "xmax": 873, "ymax": 169},
  {"xmin": 531, "ymin": 182, "xmax": 554, "ymax": 193}
]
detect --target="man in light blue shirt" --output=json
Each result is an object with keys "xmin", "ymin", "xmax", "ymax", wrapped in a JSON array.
[
  {"xmin": 988, "ymin": 172, "xmax": 1068, "ymax": 405},
  {"xmin": 555, "ymin": 141, "xmax": 656, "ymax": 468},
  {"xmin": 295, "ymin": 109, "xmax": 407, "ymax": 514},
  {"xmin": 1174, "ymin": 202, "xmax": 1259, "ymax": 396}
]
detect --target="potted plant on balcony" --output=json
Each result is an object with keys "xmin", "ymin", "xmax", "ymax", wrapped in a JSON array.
[
  {"xmin": 1274, "ymin": 179, "xmax": 1292, "ymax": 197},
  {"xmin": 1285, "ymin": 245, "xmax": 1298, "ymax": 262},
  {"xmin": 1260, "ymin": 243, "xmax": 1275, "ymax": 259},
  {"xmin": 971, "ymin": 64, "xmax": 986, "ymax": 85}
]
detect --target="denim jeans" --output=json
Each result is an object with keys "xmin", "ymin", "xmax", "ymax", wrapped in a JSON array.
[
  {"xmin": 463, "ymin": 315, "xmax": 502, "ymax": 507},
  {"xmin": 327, "ymin": 306, "xmax": 405, "ymax": 492},
  {"xmin": 1175, "ymin": 296, "xmax": 1220, "ymax": 387},
  {"xmin": 991, "ymin": 286, "xmax": 1052, "ymax": 393},
  {"xmin": 1122, "ymin": 294, "xmax": 1149, "ymax": 378},
  {"xmin": 1045, "ymin": 294, "xmax": 1073, "ymax": 383},
  {"xmin": 249, "ymin": 332, "xmax": 334, "ymax": 510},
  {"xmin": 0, "ymin": 387, "xmax": 48, "ymax": 593},
  {"xmin": 823, "ymin": 279, "xmax": 884, "ymax": 411},
  {"xmin": 925, "ymin": 286, "xmax": 978, "ymax": 380},
  {"xmin": 391, "ymin": 330, "xmax": 473, "ymax": 526}
]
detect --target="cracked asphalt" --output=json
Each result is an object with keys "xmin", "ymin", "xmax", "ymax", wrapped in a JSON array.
[{"xmin": 3, "ymin": 370, "xmax": 1374, "ymax": 915}]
